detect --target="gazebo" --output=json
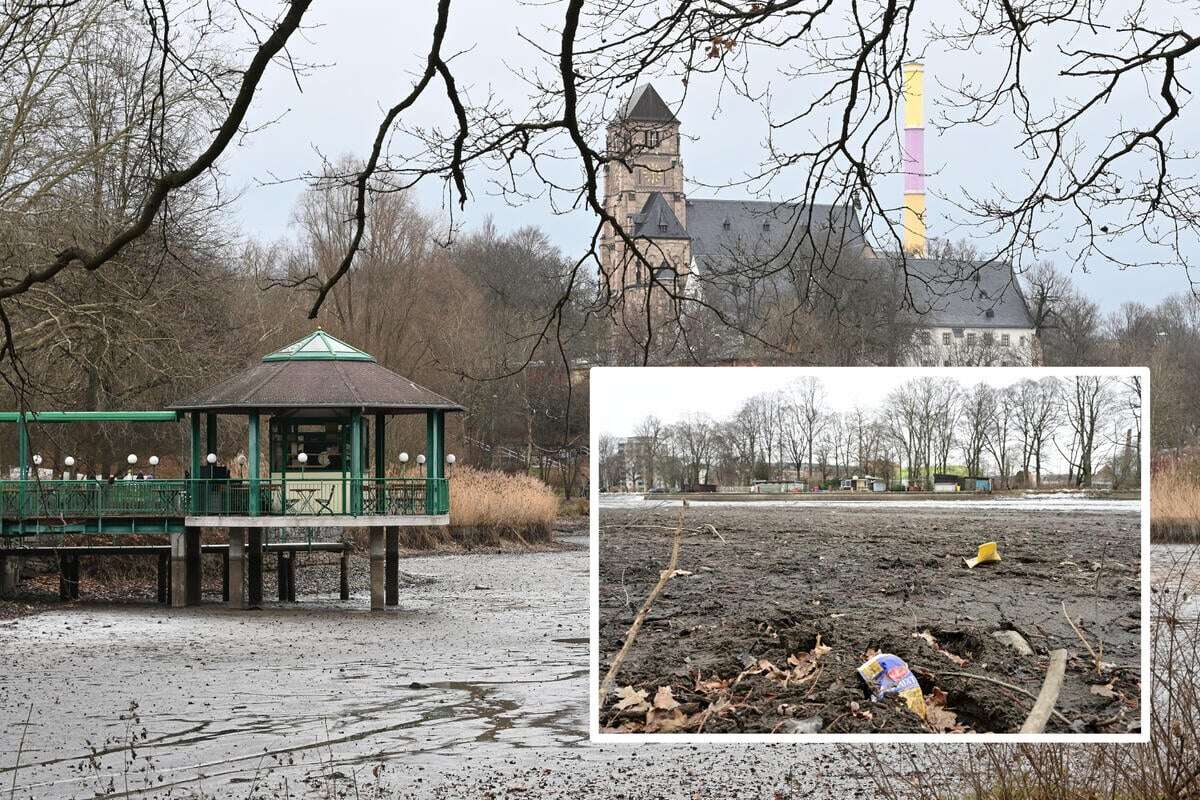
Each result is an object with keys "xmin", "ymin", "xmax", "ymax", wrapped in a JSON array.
[{"xmin": 0, "ymin": 330, "xmax": 464, "ymax": 611}]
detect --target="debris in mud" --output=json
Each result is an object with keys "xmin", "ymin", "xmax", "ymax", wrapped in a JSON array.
[
  {"xmin": 914, "ymin": 630, "xmax": 969, "ymax": 666},
  {"xmin": 599, "ymin": 505, "xmax": 1142, "ymax": 734},
  {"xmin": 964, "ymin": 540, "xmax": 1002, "ymax": 569},
  {"xmin": 857, "ymin": 653, "xmax": 926, "ymax": 718}
]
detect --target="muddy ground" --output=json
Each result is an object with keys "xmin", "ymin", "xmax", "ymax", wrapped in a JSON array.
[
  {"xmin": 0, "ymin": 525, "xmax": 878, "ymax": 800},
  {"xmin": 599, "ymin": 504, "xmax": 1142, "ymax": 735}
]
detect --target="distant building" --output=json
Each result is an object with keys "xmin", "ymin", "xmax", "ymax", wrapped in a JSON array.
[
  {"xmin": 597, "ymin": 81, "xmax": 1037, "ymax": 366},
  {"xmin": 617, "ymin": 435, "xmax": 654, "ymax": 492}
]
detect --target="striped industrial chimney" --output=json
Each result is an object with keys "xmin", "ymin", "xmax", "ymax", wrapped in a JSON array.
[{"xmin": 901, "ymin": 61, "xmax": 926, "ymax": 256}]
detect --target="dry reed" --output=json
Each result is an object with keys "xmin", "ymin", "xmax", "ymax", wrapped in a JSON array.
[{"xmin": 448, "ymin": 467, "xmax": 558, "ymax": 532}]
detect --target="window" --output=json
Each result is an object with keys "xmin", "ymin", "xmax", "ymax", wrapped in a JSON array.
[
  {"xmin": 722, "ymin": 218, "xmax": 731, "ymax": 231},
  {"xmin": 1020, "ymin": 335, "xmax": 1027, "ymax": 346},
  {"xmin": 983, "ymin": 332, "xmax": 994, "ymax": 346},
  {"xmin": 966, "ymin": 332, "xmax": 977, "ymax": 346},
  {"xmin": 1001, "ymin": 333, "xmax": 1011, "ymax": 346},
  {"xmin": 762, "ymin": 221, "xmax": 771, "ymax": 232},
  {"xmin": 918, "ymin": 330, "xmax": 931, "ymax": 345},
  {"xmin": 644, "ymin": 130, "xmax": 660, "ymax": 147},
  {"xmin": 941, "ymin": 332, "xmax": 951, "ymax": 346}
]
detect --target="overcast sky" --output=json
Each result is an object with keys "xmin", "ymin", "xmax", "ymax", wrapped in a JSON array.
[{"xmin": 223, "ymin": 1, "xmax": 1196, "ymax": 311}]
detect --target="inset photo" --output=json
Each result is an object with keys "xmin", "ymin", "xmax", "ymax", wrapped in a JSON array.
[{"xmin": 590, "ymin": 367, "xmax": 1148, "ymax": 741}]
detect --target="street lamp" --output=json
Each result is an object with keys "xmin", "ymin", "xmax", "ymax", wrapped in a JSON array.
[
  {"xmin": 64, "ymin": 455, "xmax": 75, "ymax": 480},
  {"xmin": 32, "ymin": 454, "xmax": 42, "ymax": 466},
  {"xmin": 297, "ymin": 451, "xmax": 307, "ymax": 477},
  {"xmin": 446, "ymin": 454, "xmax": 456, "ymax": 465},
  {"xmin": 149, "ymin": 455, "xmax": 159, "ymax": 478},
  {"xmin": 206, "ymin": 453, "xmax": 217, "ymax": 465},
  {"xmin": 417, "ymin": 454, "xmax": 426, "ymax": 465}
]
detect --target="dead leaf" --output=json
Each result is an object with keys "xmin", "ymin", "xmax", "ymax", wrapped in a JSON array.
[
  {"xmin": 670, "ymin": 569, "xmax": 694, "ymax": 577},
  {"xmin": 924, "ymin": 686, "xmax": 969, "ymax": 733},
  {"xmin": 653, "ymin": 685, "xmax": 680, "ymax": 710},
  {"xmin": 1090, "ymin": 682, "xmax": 1117, "ymax": 698},
  {"xmin": 645, "ymin": 706, "xmax": 689, "ymax": 732},
  {"xmin": 915, "ymin": 630, "xmax": 968, "ymax": 666},
  {"xmin": 613, "ymin": 686, "xmax": 649, "ymax": 713}
]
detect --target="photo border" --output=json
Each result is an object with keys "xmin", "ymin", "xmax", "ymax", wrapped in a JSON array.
[{"xmin": 589, "ymin": 365, "xmax": 1151, "ymax": 744}]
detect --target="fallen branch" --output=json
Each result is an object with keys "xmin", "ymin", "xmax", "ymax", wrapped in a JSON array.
[
  {"xmin": 939, "ymin": 670, "xmax": 1073, "ymax": 727},
  {"xmin": 598, "ymin": 508, "xmax": 684, "ymax": 709},
  {"xmin": 1019, "ymin": 648, "xmax": 1068, "ymax": 733},
  {"xmin": 1062, "ymin": 600, "xmax": 1104, "ymax": 673}
]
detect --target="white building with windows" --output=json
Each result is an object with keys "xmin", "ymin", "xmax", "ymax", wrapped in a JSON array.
[{"xmin": 903, "ymin": 258, "xmax": 1038, "ymax": 366}]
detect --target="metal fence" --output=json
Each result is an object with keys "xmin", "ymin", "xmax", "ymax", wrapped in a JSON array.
[{"xmin": 0, "ymin": 477, "xmax": 449, "ymax": 519}]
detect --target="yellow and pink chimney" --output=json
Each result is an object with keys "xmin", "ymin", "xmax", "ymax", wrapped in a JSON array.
[{"xmin": 901, "ymin": 61, "xmax": 926, "ymax": 256}]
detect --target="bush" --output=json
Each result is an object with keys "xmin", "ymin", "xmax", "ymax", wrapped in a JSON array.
[{"xmin": 449, "ymin": 467, "xmax": 558, "ymax": 532}]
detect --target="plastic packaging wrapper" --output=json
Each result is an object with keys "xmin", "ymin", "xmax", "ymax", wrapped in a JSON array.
[{"xmin": 857, "ymin": 652, "xmax": 927, "ymax": 718}]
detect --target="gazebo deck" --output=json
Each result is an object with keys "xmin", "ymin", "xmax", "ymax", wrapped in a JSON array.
[{"xmin": 0, "ymin": 476, "xmax": 448, "ymax": 534}]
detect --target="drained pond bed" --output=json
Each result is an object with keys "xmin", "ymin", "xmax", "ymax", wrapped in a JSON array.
[{"xmin": 598, "ymin": 504, "xmax": 1142, "ymax": 735}]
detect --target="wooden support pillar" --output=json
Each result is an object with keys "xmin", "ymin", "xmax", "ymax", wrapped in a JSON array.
[
  {"xmin": 277, "ymin": 552, "xmax": 292, "ymax": 602},
  {"xmin": 71, "ymin": 557, "xmax": 80, "ymax": 599},
  {"xmin": 286, "ymin": 554, "xmax": 296, "ymax": 602},
  {"xmin": 170, "ymin": 532, "xmax": 187, "ymax": 608},
  {"xmin": 59, "ymin": 554, "xmax": 75, "ymax": 601},
  {"xmin": 248, "ymin": 528, "xmax": 263, "ymax": 607},
  {"xmin": 156, "ymin": 553, "xmax": 169, "ymax": 604},
  {"xmin": 185, "ymin": 527, "xmax": 202, "ymax": 606},
  {"xmin": 221, "ymin": 549, "xmax": 230, "ymax": 602},
  {"xmin": 228, "ymin": 528, "xmax": 246, "ymax": 609},
  {"xmin": 385, "ymin": 526, "xmax": 399, "ymax": 606},
  {"xmin": 369, "ymin": 528, "xmax": 385, "ymax": 610},
  {"xmin": 339, "ymin": 545, "xmax": 350, "ymax": 601}
]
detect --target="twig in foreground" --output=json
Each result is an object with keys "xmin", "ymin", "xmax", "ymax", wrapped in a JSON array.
[{"xmin": 598, "ymin": 508, "xmax": 684, "ymax": 709}]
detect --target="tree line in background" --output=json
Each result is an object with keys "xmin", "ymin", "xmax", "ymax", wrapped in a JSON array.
[
  {"xmin": 600, "ymin": 376, "xmax": 1142, "ymax": 493},
  {"xmin": 0, "ymin": 2, "xmax": 1197, "ymax": 495}
]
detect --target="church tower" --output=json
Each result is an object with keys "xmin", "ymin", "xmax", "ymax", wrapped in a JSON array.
[{"xmin": 599, "ymin": 85, "xmax": 691, "ymax": 307}]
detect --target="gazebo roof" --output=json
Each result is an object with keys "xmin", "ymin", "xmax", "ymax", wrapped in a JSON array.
[{"xmin": 168, "ymin": 331, "xmax": 463, "ymax": 414}]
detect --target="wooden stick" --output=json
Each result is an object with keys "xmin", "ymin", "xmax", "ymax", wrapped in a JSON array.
[
  {"xmin": 598, "ymin": 508, "xmax": 684, "ymax": 708},
  {"xmin": 1020, "ymin": 648, "xmax": 1069, "ymax": 733},
  {"xmin": 1062, "ymin": 600, "xmax": 1102, "ymax": 672},
  {"xmin": 939, "ymin": 670, "xmax": 1073, "ymax": 726}
]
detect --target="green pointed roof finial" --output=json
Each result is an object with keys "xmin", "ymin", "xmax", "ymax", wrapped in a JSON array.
[{"xmin": 262, "ymin": 330, "xmax": 376, "ymax": 363}]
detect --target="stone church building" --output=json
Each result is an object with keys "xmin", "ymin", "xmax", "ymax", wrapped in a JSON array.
[{"xmin": 597, "ymin": 83, "xmax": 1037, "ymax": 366}]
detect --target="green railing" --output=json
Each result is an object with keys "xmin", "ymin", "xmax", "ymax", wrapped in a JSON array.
[{"xmin": 0, "ymin": 477, "xmax": 449, "ymax": 519}]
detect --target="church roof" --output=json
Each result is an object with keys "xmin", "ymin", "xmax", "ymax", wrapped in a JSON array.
[
  {"xmin": 619, "ymin": 84, "xmax": 678, "ymax": 123},
  {"xmin": 686, "ymin": 200, "xmax": 865, "ymax": 263},
  {"xmin": 900, "ymin": 258, "xmax": 1035, "ymax": 329},
  {"xmin": 631, "ymin": 192, "xmax": 689, "ymax": 239}
]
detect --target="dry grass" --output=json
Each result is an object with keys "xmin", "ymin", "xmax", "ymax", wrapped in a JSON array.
[
  {"xmin": 1151, "ymin": 457, "xmax": 1200, "ymax": 542},
  {"xmin": 449, "ymin": 466, "xmax": 559, "ymax": 533},
  {"xmin": 1152, "ymin": 460, "xmax": 1200, "ymax": 521}
]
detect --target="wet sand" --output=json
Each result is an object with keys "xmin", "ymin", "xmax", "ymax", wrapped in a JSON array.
[{"xmin": 0, "ymin": 534, "xmax": 873, "ymax": 799}]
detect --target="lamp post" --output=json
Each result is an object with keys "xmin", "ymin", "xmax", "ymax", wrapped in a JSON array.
[
  {"xmin": 149, "ymin": 455, "xmax": 159, "ymax": 479},
  {"xmin": 127, "ymin": 453, "xmax": 137, "ymax": 479},
  {"xmin": 64, "ymin": 455, "xmax": 75, "ymax": 480}
]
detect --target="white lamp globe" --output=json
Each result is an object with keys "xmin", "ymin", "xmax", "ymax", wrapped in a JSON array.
[
  {"xmin": 148, "ymin": 456, "xmax": 159, "ymax": 467},
  {"xmin": 297, "ymin": 452, "xmax": 308, "ymax": 465},
  {"xmin": 127, "ymin": 454, "xmax": 137, "ymax": 466},
  {"xmin": 205, "ymin": 453, "xmax": 217, "ymax": 465},
  {"xmin": 417, "ymin": 454, "xmax": 426, "ymax": 465},
  {"xmin": 398, "ymin": 452, "xmax": 409, "ymax": 463},
  {"xmin": 64, "ymin": 456, "xmax": 75, "ymax": 467},
  {"xmin": 446, "ymin": 454, "xmax": 457, "ymax": 465},
  {"xmin": 32, "ymin": 454, "xmax": 42, "ymax": 466}
]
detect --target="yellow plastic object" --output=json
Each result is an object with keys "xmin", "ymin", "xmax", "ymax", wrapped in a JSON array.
[{"xmin": 964, "ymin": 541, "xmax": 1001, "ymax": 569}]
